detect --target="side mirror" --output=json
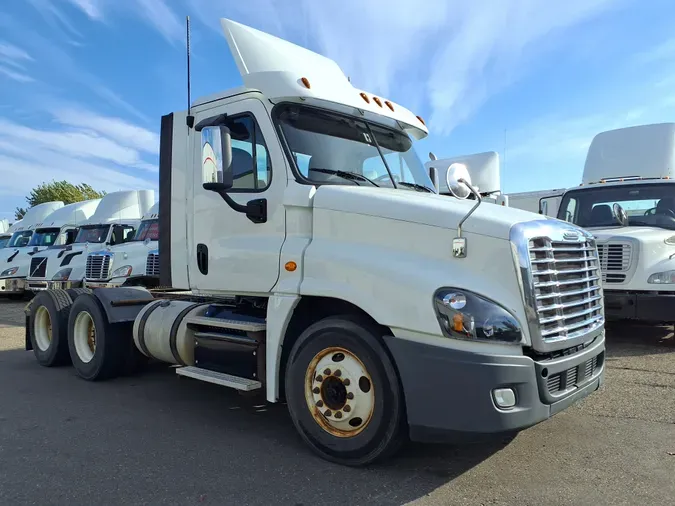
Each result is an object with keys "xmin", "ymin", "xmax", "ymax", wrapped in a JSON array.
[
  {"xmin": 540, "ymin": 200, "xmax": 548, "ymax": 215},
  {"xmin": 428, "ymin": 166, "xmax": 440, "ymax": 193},
  {"xmin": 429, "ymin": 152, "xmax": 438, "ymax": 161},
  {"xmin": 201, "ymin": 126, "xmax": 233, "ymax": 192},
  {"xmin": 445, "ymin": 163, "xmax": 472, "ymax": 199}
]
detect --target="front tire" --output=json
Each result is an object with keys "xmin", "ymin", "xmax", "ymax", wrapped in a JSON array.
[{"xmin": 285, "ymin": 315, "xmax": 405, "ymax": 466}]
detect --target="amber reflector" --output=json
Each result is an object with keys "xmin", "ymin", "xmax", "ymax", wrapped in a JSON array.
[
  {"xmin": 301, "ymin": 77, "xmax": 311, "ymax": 89},
  {"xmin": 360, "ymin": 92, "xmax": 370, "ymax": 103},
  {"xmin": 285, "ymin": 261, "xmax": 297, "ymax": 272}
]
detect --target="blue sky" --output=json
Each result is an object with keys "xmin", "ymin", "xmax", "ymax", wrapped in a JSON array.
[{"xmin": 1, "ymin": 0, "xmax": 674, "ymax": 221}]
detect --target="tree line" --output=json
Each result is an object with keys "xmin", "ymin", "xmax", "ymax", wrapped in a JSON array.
[{"xmin": 14, "ymin": 181, "xmax": 107, "ymax": 220}]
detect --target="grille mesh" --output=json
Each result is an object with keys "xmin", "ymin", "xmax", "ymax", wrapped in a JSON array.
[
  {"xmin": 597, "ymin": 243, "xmax": 631, "ymax": 283},
  {"xmin": 85, "ymin": 255, "xmax": 111, "ymax": 280},
  {"xmin": 146, "ymin": 252, "xmax": 160, "ymax": 277},
  {"xmin": 529, "ymin": 238, "xmax": 604, "ymax": 342}
]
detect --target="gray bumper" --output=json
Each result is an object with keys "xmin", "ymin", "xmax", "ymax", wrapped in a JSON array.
[
  {"xmin": 27, "ymin": 280, "xmax": 83, "ymax": 291},
  {"xmin": 0, "ymin": 277, "xmax": 26, "ymax": 294},
  {"xmin": 383, "ymin": 334, "xmax": 605, "ymax": 442}
]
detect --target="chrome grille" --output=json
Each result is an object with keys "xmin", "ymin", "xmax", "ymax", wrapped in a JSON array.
[
  {"xmin": 597, "ymin": 242, "xmax": 631, "ymax": 284},
  {"xmin": 528, "ymin": 237, "xmax": 604, "ymax": 343},
  {"xmin": 146, "ymin": 251, "xmax": 159, "ymax": 277},
  {"xmin": 85, "ymin": 254, "xmax": 111, "ymax": 280}
]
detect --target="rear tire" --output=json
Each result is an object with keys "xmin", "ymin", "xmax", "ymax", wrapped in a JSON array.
[
  {"xmin": 28, "ymin": 290, "xmax": 73, "ymax": 367},
  {"xmin": 284, "ymin": 314, "xmax": 405, "ymax": 466},
  {"xmin": 67, "ymin": 293, "xmax": 125, "ymax": 381},
  {"xmin": 66, "ymin": 287, "xmax": 92, "ymax": 301}
]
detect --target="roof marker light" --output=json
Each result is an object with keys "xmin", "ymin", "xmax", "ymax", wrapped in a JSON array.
[
  {"xmin": 360, "ymin": 92, "xmax": 370, "ymax": 104},
  {"xmin": 385, "ymin": 100, "xmax": 394, "ymax": 112},
  {"xmin": 416, "ymin": 115, "xmax": 426, "ymax": 126},
  {"xmin": 301, "ymin": 77, "xmax": 311, "ymax": 89},
  {"xmin": 373, "ymin": 96, "xmax": 383, "ymax": 108}
]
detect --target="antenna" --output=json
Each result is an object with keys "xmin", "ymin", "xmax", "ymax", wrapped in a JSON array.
[{"xmin": 186, "ymin": 15, "xmax": 195, "ymax": 129}]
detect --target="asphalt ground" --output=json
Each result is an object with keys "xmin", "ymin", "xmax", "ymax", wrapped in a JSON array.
[{"xmin": 0, "ymin": 298, "xmax": 673, "ymax": 506}]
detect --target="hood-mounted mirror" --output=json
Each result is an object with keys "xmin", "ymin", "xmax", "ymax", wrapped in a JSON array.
[{"xmin": 446, "ymin": 163, "xmax": 473, "ymax": 200}]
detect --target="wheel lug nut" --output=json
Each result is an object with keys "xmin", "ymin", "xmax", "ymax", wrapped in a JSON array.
[
  {"xmin": 334, "ymin": 369, "xmax": 341, "ymax": 377},
  {"xmin": 324, "ymin": 368, "xmax": 331, "ymax": 375},
  {"xmin": 312, "ymin": 387, "xmax": 320, "ymax": 394},
  {"xmin": 324, "ymin": 409, "xmax": 332, "ymax": 417},
  {"xmin": 316, "ymin": 400, "xmax": 324, "ymax": 407},
  {"xmin": 343, "ymin": 405, "xmax": 351, "ymax": 412},
  {"xmin": 343, "ymin": 378, "xmax": 350, "ymax": 386},
  {"xmin": 347, "ymin": 392, "xmax": 354, "ymax": 400},
  {"xmin": 335, "ymin": 411, "xmax": 342, "ymax": 419},
  {"xmin": 315, "ymin": 375, "xmax": 323, "ymax": 382}
]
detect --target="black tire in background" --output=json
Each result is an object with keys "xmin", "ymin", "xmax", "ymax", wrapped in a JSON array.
[
  {"xmin": 67, "ymin": 293, "xmax": 126, "ymax": 381},
  {"xmin": 284, "ymin": 314, "xmax": 405, "ymax": 466},
  {"xmin": 66, "ymin": 287, "xmax": 92, "ymax": 301},
  {"xmin": 28, "ymin": 290, "xmax": 73, "ymax": 367}
]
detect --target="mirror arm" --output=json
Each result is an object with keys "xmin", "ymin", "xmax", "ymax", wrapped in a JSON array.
[
  {"xmin": 203, "ymin": 184, "xmax": 268, "ymax": 224},
  {"xmin": 456, "ymin": 178, "xmax": 482, "ymax": 238}
]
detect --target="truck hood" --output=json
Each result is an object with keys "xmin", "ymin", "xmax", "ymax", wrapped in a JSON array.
[
  {"xmin": 311, "ymin": 186, "xmax": 547, "ymax": 240},
  {"xmin": 0, "ymin": 246, "xmax": 49, "ymax": 270},
  {"xmin": 587, "ymin": 226, "xmax": 675, "ymax": 242}
]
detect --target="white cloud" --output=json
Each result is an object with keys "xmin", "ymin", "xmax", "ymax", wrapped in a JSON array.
[
  {"xmin": 0, "ymin": 66, "xmax": 34, "ymax": 83},
  {"xmin": 51, "ymin": 107, "xmax": 160, "ymax": 155},
  {"xmin": 66, "ymin": 0, "xmax": 104, "ymax": 20},
  {"xmin": 0, "ymin": 42, "xmax": 33, "ymax": 70}
]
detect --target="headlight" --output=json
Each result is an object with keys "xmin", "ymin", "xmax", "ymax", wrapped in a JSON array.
[
  {"xmin": 647, "ymin": 270, "xmax": 675, "ymax": 284},
  {"xmin": 111, "ymin": 265, "xmax": 132, "ymax": 278},
  {"xmin": 434, "ymin": 288, "xmax": 523, "ymax": 344},
  {"xmin": 52, "ymin": 268, "xmax": 72, "ymax": 281},
  {"xmin": 0, "ymin": 267, "xmax": 18, "ymax": 277}
]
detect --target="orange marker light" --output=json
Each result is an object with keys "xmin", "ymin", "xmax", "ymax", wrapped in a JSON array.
[
  {"xmin": 360, "ymin": 92, "xmax": 370, "ymax": 104},
  {"xmin": 452, "ymin": 313, "xmax": 464, "ymax": 332},
  {"xmin": 385, "ymin": 100, "xmax": 394, "ymax": 111},
  {"xmin": 285, "ymin": 261, "xmax": 297, "ymax": 272},
  {"xmin": 301, "ymin": 77, "xmax": 311, "ymax": 89},
  {"xmin": 373, "ymin": 96, "xmax": 383, "ymax": 107},
  {"xmin": 416, "ymin": 115, "xmax": 426, "ymax": 126}
]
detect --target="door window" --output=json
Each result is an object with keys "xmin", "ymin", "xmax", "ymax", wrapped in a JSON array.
[{"xmin": 224, "ymin": 114, "xmax": 271, "ymax": 191}]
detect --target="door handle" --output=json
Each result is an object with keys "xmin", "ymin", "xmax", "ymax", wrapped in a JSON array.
[{"xmin": 197, "ymin": 243, "xmax": 208, "ymax": 275}]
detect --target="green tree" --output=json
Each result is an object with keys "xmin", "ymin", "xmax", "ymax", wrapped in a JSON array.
[{"xmin": 15, "ymin": 181, "xmax": 107, "ymax": 220}]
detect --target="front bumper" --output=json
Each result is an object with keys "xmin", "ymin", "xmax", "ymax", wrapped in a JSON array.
[
  {"xmin": 26, "ymin": 280, "xmax": 83, "ymax": 291},
  {"xmin": 384, "ymin": 334, "xmax": 605, "ymax": 443},
  {"xmin": 604, "ymin": 290, "xmax": 675, "ymax": 323},
  {"xmin": 83, "ymin": 279, "xmax": 122, "ymax": 289},
  {"xmin": 0, "ymin": 277, "xmax": 26, "ymax": 294}
]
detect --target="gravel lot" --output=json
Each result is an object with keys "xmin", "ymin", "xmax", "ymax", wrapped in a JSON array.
[{"xmin": 0, "ymin": 298, "xmax": 673, "ymax": 506}]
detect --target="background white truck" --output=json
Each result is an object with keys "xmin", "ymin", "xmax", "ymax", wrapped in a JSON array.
[
  {"xmin": 83, "ymin": 202, "xmax": 160, "ymax": 289},
  {"xmin": 504, "ymin": 189, "xmax": 567, "ymax": 217},
  {"xmin": 555, "ymin": 122, "xmax": 675, "ymax": 323},
  {"xmin": 0, "ymin": 219, "xmax": 10, "ymax": 249},
  {"xmin": 24, "ymin": 17, "xmax": 605, "ymax": 466},
  {"xmin": 0, "ymin": 199, "xmax": 101, "ymax": 298},
  {"xmin": 26, "ymin": 190, "xmax": 154, "ymax": 292}
]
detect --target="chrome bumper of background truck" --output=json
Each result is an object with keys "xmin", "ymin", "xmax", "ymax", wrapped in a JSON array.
[{"xmin": 0, "ymin": 278, "xmax": 26, "ymax": 294}]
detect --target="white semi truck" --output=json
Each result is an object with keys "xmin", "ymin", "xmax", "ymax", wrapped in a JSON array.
[
  {"xmin": 0, "ymin": 202, "xmax": 65, "ymax": 297},
  {"xmin": 0, "ymin": 219, "xmax": 10, "ymax": 249},
  {"xmin": 504, "ymin": 189, "xmax": 567, "ymax": 217},
  {"xmin": 24, "ymin": 18, "xmax": 605, "ymax": 466},
  {"xmin": 554, "ymin": 122, "xmax": 675, "ymax": 323},
  {"xmin": 0, "ymin": 199, "xmax": 101, "ymax": 298},
  {"xmin": 426, "ymin": 151, "xmax": 503, "ymax": 202},
  {"xmin": 83, "ymin": 202, "xmax": 160, "ymax": 289},
  {"xmin": 26, "ymin": 190, "xmax": 154, "ymax": 292}
]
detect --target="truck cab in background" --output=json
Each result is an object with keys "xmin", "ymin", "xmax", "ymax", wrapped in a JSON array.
[
  {"xmin": 26, "ymin": 190, "xmax": 154, "ymax": 292},
  {"xmin": 556, "ymin": 122, "xmax": 675, "ymax": 323},
  {"xmin": 0, "ymin": 199, "xmax": 102, "ymax": 298},
  {"xmin": 503, "ymin": 189, "xmax": 566, "ymax": 217},
  {"xmin": 0, "ymin": 219, "xmax": 10, "ymax": 249},
  {"xmin": 83, "ymin": 202, "xmax": 161, "ymax": 289}
]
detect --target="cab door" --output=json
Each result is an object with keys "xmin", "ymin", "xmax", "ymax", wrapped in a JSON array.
[{"xmin": 189, "ymin": 97, "xmax": 287, "ymax": 294}]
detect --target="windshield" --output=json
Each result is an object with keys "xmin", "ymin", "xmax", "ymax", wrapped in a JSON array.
[
  {"xmin": 558, "ymin": 183, "xmax": 675, "ymax": 230},
  {"xmin": 28, "ymin": 228, "xmax": 60, "ymax": 247},
  {"xmin": 0, "ymin": 236, "xmax": 9, "ymax": 248},
  {"xmin": 8, "ymin": 230, "xmax": 32, "ymax": 248},
  {"xmin": 132, "ymin": 219, "xmax": 159, "ymax": 242},
  {"xmin": 275, "ymin": 104, "xmax": 433, "ymax": 191},
  {"xmin": 75, "ymin": 225, "xmax": 110, "ymax": 244}
]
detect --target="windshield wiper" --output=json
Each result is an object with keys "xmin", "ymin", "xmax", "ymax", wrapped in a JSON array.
[
  {"xmin": 310, "ymin": 168, "xmax": 380, "ymax": 187},
  {"xmin": 398, "ymin": 181, "xmax": 434, "ymax": 193}
]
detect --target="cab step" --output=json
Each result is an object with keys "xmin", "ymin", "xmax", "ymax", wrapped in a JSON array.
[
  {"xmin": 184, "ymin": 315, "xmax": 266, "ymax": 332},
  {"xmin": 175, "ymin": 366, "xmax": 262, "ymax": 391}
]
